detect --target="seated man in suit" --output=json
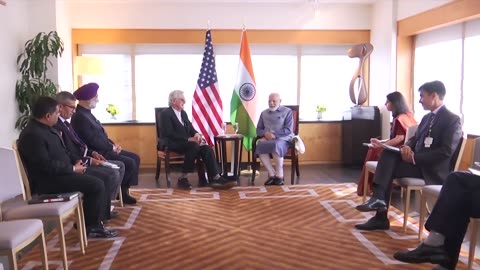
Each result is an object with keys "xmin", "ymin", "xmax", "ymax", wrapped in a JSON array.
[
  {"xmin": 160, "ymin": 90, "xmax": 236, "ymax": 190},
  {"xmin": 18, "ymin": 96, "xmax": 118, "ymax": 238},
  {"xmin": 355, "ymin": 80, "xmax": 462, "ymax": 230},
  {"xmin": 55, "ymin": 91, "xmax": 125, "ymax": 221},
  {"xmin": 255, "ymin": 93, "xmax": 293, "ymax": 185},
  {"xmin": 394, "ymin": 171, "xmax": 480, "ymax": 270},
  {"xmin": 71, "ymin": 83, "xmax": 140, "ymax": 205}
]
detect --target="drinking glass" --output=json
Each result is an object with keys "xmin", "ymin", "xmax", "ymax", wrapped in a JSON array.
[
  {"xmin": 221, "ymin": 122, "xmax": 227, "ymax": 135},
  {"xmin": 233, "ymin": 122, "xmax": 239, "ymax": 134}
]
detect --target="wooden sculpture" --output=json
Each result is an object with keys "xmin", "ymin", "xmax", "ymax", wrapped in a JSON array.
[{"xmin": 348, "ymin": 43, "xmax": 373, "ymax": 105}]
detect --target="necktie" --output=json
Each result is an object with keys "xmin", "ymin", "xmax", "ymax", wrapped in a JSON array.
[
  {"xmin": 64, "ymin": 121, "xmax": 87, "ymax": 153},
  {"xmin": 415, "ymin": 113, "xmax": 435, "ymax": 152}
]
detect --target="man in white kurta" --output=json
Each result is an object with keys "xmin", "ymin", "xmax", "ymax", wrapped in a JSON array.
[{"xmin": 255, "ymin": 93, "xmax": 294, "ymax": 185}]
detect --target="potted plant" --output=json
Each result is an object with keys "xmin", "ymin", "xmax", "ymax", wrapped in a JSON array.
[
  {"xmin": 15, "ymin": 31, "xmax": 64, "ymax": 130},
  {"xmin": 106, "ymin": 104, "xmax": 119, "ymax": 119},
  {"xmin": 316, "ymin": 105, "xmax": 326, "ymax": 119}
]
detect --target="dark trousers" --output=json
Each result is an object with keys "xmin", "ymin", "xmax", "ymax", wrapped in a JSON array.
[
  {"xmin": 86, "ymin": 165, "xmax": 121, "ymax": 220},
  {"xmin": 169, "ymin": 141, "xmax": 219, "ymax": 178},
  {"xmin": 425, "ymin": 171, "xmax": 480, "ymax": 270},
  {"xmin": 372, "ymin": 150, "xmax": 423, "ymax": 206},
  {"xmin": 105, "ymin": 150, "xmax": 140, "ymax": 187},
  {"xmin": 37, "ymin": 174, "xmax": 105, "ymax": 228}
]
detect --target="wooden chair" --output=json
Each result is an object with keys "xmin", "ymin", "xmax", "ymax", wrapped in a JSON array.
[
  {"xmin": 6, "ymin": 146, "xmax": 86, "ymax": 270},
  {"xmin": 154, "ymin": 107, "xmax": 206, "ymax": 187},
  {"xmin": 0, "ymin": 219, "xmax": 49, "ymax": 270},
  {"xmin": 251, "ymin": 105, "xmax": 300, "ymax": 185},
  {"xmin": 361, "ymin": 124, "xmax": 419, "ymax": 203}
]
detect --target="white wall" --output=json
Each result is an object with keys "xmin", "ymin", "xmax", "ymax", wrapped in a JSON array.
[
  {"xmin": 0, "ymin": 0, "xmax": 58, "ymax": 148},
  {"xmin": 0, "ymin": 0, "xmax": 29, "ymax": 148},
  {"xmin": 369, "ymin": 0, "xmax": 396, "ymax": 107}
]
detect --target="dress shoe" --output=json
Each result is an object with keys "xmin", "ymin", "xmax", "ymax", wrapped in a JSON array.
[
  {"xmin": 356, "ymin": 196, "xmax": 387, "ymax": 212},
  {"xmin": 177, "ymin": 178, "xmax": 193, "ymax": 190},
  {"xmin": 122, "ymin": 194, "xmax": 137, "ymax": 205},
  {"xmin": 264, "ymin": 177, "xmax": 276, "ymax": 185},
  {"xmin": 273, "ymin": 177, "xmax": 284, "ymax": 185},
  {"xmin": 109, "ymin": 211, "xmax": 119, "ymax": 219},
  {"xmin": 87, "ymin": 225, "xmax": 118, "ymax": 238},
  {"xmin": 393, "ymin": 243, "xmax": 450, "ymax": 265},
  {"xmin": 210, "ymin": 177, "xmax": 237, "ymax": 190},
  {"xmin": 355, "ymin": 216, "xmax": 390, "ymax": 231},
  {"xmin": 198, "ymin": 179, "xmax": 209, "ymax": 187}
]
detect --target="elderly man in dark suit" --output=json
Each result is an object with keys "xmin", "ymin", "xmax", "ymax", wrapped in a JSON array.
[
  {"xmin": 160, "ymin": 90, "xmax": 236, "ymax": 190},
  {"xmin": 55, "ymin": 91, "xmax": 125, "ymax": 221},
  {"xmin": 18, "ymin": 96, "xmax": 118, "ymax": 238},
  {"xmin": 394, "ymin": 171, "xmax": 480, "ymax": 270},
  {"xmin": 355, "ymin": 80, "xmax": 462, "ymax": 230},
  {"xmin": 71, "ymin": 83, "xmax": 140, "ymax": 205}
]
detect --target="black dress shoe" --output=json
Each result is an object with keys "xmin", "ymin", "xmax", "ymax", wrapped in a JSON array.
[
  {"xmin": 273, "ymin": 177, "xmax": 284, "ymax": 185},
  {"xmin": 198, "ymin": 179, "xmax": 209, "ymax": 187},
  {"xmin": 177, "ymin": 178, "xmax": 193, "ymax": 190},
  {"xmin": 264, "ymin": 177, "xmax": 276, "ymax": 185},
  {"xmin": 122, "ymin": 194, "xmax": 137, "ymax": 205},
  {"xmin": 210, "ymin": 177, "xmax": 237, "ymax": 190},
  {"xmin": 393, "ymin": 243, "xmax": 450, "ymax": 265},
  {"xmin": 109, "ymin": 211, "xmax": 119, "ymax": 219},
  {"xmin": 87, "ymin": 226, "xmax": 118, "ymax": 238},
  {"xmin": 356, "ymin": 197, "xmax": 387, "ymax": 212},
  {"xmin": 355, "ymin": 216, "xmax": 390, "ymax": 231}
]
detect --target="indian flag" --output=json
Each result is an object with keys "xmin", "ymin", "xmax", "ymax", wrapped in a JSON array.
[{"xmin": 230, "ymin": 30, "xmax": 260, "ymax": 151}]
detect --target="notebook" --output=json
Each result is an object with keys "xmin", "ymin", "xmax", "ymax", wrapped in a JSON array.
[{"xmin": 28, "ymin": 192, "xmax": 79, "ymax": 204}]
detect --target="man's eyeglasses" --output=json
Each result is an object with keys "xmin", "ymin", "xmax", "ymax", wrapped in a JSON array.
[{"xmin": 62, "ymin": 104, "xmax": 76, "ymax": 110}]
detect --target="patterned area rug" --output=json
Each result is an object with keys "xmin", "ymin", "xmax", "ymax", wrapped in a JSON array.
[{"xmin": 17, "ymin": 184, "xmax": 478, "ymax": 269}]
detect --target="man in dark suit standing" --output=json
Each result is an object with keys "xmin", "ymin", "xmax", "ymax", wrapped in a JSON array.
[
  {"xmin": 160, "ymin": 90, "xmax": 236, "ymax": 190},
  {"xmin": 394, "ymin": 171, "xmax": 480, "ymax": 270},
  {"xmin": 55, "ymin": 91, "xmax": 125, "ymax": 221},
  {"xmin": 71, "ymin": 83, "xmax": 140, "ymax": 205},
  {"xmin": 355, "ymin": 80, "xmax": 462, "ymax": 230},
  {"xmin": 18, "ymin": 96, "xmax": 117, "ymax": 238}
]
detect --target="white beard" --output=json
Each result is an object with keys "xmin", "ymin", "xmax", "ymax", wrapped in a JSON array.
[{"xmin": 269, "ymin": 105, "xmax": 279, "ymax": 112}]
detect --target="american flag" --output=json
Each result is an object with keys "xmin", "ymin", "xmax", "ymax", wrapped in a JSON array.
[{"xmin": 192, "ymin": 30, "xmax": 223, "ymax": 146}]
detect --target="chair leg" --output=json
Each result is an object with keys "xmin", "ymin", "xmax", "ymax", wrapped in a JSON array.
[
  {"xmin": 8, "ymin": 249, "xmax": 17, "ymax": 270},
  {"xmin": 165, "ymin": 160, "xmax": 172, "ymax": 188},
  {"xmin": 403, "ymin": 187, "xmax": 411, "ymax": 232},
  {"xmin": 418, "ymin": 192, "xmax": 427, "ymax": 241},
  {"xmin": 296, "ymin": 160, "xmax": 300, "ymax": 177},
  {"xmin": 78, "ymin": 198, "xmax": 88, "ymax": 247},
  {"xmin": 155, "ymin": 157, "xmax": 161, "ymax": 181},
  {"xmin": 40, "ymin": 230, "xmax": 49, "ymax": 270},
  {"xmin": 468, "ymin": 219, "xmax": 479, "ymax": 270},
  {"xmin": 57, "ymin": 218, "xmax": 69, "ymax": 270},
  {"xmin": 118, "ymin": 185, "xmax": 124, "ymax": 208},
  {"xmin": 76, "ymin": 205, "xmax": 85, "ymax": 255},
  {"xmin": 251, "ymin": 160, "xmax": 257, "ymax": 184},
  {"xmin": 291, "ymin": 159, "xmax": 295, "ymax": 185},
  {"xmin": 362, "ymin": 171, "xmax": 369, "ymax": 203}
]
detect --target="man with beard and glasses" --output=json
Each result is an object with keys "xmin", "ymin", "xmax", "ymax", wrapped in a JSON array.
[{"xmin": 71, "ymin": 83, "xmax": 140, "ymax": 205}]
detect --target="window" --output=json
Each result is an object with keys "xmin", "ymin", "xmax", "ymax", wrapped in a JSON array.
[
  {"xmin": 80, "ymin": 43, "xmax": 361, "ymax": 124},
  {"xmin": 300, "ymin": 45, "xmax": 357, "ymax": 120},
  {"xmin": 414, "ymin": 21, "xmax": 480, "ymax": 135},
  {"xmin": 80, "ymin": 45, "xmax": 132, "ymax": 122}
]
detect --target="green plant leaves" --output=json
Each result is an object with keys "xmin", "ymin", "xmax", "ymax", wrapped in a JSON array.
[{"xmin": 15, "ymin": 31, "xmax": 64, "ymax": 130}]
